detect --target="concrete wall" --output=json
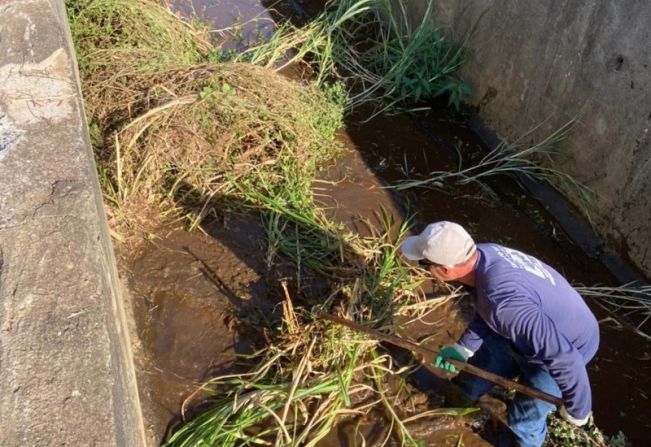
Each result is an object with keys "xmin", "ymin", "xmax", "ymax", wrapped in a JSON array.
[
  {"xmin": 415, "ymin": 1, "xmax": 651, "ymax": 277},
  {"xmin": 0, "ymin": 0, "xmax": 146, "ymax": 445}
]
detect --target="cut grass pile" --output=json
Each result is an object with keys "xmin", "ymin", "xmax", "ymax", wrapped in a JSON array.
[{"xmin": 67, "ymin": 0, "xmax": 345, "ymax": 238}]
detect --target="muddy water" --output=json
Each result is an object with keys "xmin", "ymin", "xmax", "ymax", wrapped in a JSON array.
[
  {"xmin": 123, "ymin": 216, "xmax": 274, "ymax": 443},
  {"xmin": 120, "ymin": 1, "xmax": 651, "ymax": 446},
  {"xmin": 326, "ymin": 109, "xmax": 651, "ymax": 444},
  {"xmin": 171, "ymin": 0, "xmax": 275, "ymax": 50}
]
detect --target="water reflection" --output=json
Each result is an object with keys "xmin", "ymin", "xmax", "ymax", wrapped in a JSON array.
[{"xmin": 170, "ymin": 0, "xmax": 275, "ymax": 50}]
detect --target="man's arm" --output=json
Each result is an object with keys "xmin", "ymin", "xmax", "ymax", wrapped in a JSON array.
[
  {"xmin": 434, "ymin": 313, "xmax": 491, "ymax": 372},
  {"xmin": 496, "ymin": 296, "xmax": 593, "ymax": 420},
  {"xmin": 456, "ymin": 313, "xmax": 492, "ymax": 355}
]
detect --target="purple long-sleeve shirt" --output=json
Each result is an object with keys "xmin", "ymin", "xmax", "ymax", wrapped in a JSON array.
[{"xmin": 457, "ymin": 243, "xmax": 599, "ymax": 419}]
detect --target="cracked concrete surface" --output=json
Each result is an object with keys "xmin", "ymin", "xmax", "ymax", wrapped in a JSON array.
[
  {"xmin": 0, "ymin": 48, "xmax": 75, "ymax": 126},
  {"xmin": 0, "ymin": 0, "xmax": 145, "ymax": 445},
  {"xmin": 0, "ymin": 113, "xmax": 24, "ymax": 161}
]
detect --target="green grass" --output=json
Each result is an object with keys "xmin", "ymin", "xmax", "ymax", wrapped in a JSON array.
[
  {"xmin": 162, "ymin": 169, "xmax": 451, "ymax": 446},
  {"xmin": 240, "ymin": 0, "xmax": 470, "ymax": 115},
  {"xmin": 394, "ymin": 119, "xmax": 594, "ymax": 211},
  {"xmin": 66, "ymin": 0, "xmax": 210, "ymax": 66}
]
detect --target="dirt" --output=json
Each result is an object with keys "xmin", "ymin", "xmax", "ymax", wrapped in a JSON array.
[
  {"xmin": 117, "ymin": 1, "xmax": 651, "ymax": 446},
  {"xmin": 315, "ymin": 408, "xmax": 492, "ymax": 447}
]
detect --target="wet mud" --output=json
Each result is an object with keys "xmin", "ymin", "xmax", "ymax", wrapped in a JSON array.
[
  {"xmin": 121, "ymin": 216, "xmax": 274, "ymax": 443},
  {"xmin": 118, "ymin": 1, "xmax": 651, "ymax": 446}
]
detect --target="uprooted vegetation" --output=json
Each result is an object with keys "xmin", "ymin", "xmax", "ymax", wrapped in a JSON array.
[
  {"xmin": 67, "ymin": 0, "xmax": 636, "ymax": 445},
  {"xmin": 67, "ymin": 0, "xmax": 345, "ymax": 239}
]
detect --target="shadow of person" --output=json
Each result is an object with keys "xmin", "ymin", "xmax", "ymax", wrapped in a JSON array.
[{"xmin": 158, "ymin": 179, "xmax": 367, "ymax": 442}]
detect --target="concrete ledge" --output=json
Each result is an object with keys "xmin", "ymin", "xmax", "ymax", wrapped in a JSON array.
[{"xmin": 0, "ymin": 0, "xmax": 146, "ymax": 445}]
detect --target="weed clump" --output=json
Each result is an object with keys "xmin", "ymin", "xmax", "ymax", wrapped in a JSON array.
[
  {"xmin": 67, "ymin": 0, "xmax": 344, "ymax": 237},
  {"xmin": 546, "ymin": 416, "xmax": 629, "ymax": 447},
  {"xmin": 242, "ymin": 0, "xmax": 469, "ymax": 114}
]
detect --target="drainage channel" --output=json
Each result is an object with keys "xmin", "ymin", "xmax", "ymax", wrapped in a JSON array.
[{"xmin": 119, "ymin": 0, "xmax": 651, "ymax": 445}]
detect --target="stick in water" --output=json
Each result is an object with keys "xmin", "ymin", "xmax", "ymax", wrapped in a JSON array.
[{"xmin": 318, "ymin": 312, "xmax": 562, "ymax": 407}]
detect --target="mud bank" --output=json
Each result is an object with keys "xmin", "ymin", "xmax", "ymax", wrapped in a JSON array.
[{"xmin": 121, "ymin": 216, "xmax": 271, "ymax": 443}]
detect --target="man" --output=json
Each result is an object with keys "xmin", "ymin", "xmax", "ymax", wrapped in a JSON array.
[{"xmin": 401, "ymin": 221, "xmax": 599, "ymax": 447}]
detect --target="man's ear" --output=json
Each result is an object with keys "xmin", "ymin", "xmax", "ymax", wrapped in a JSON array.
[{"xmin": 433, "ymin": 266, "xmax": 452, "ymax": 281}]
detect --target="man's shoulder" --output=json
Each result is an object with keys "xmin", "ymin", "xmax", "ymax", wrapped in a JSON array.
[
  {"xmin": 477, "ymin": 243, "xmax": 563, "ymax": 289},
  {"xmin": 478, "ymin": 276, "xmax": 530, "ymax": 304},
  {"xmin": 476, "ymin": 243, "xmax": 517, "ymax": 272},
  {"xmin": 475, "ymin": 245, "xmax": 539, "ymax": 307},
  {"xmin": 476, "ymin": 244, "xmax": 523, "ymax": 284}
]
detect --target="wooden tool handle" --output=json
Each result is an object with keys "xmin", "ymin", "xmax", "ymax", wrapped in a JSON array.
[{"xmin": 319, "ymin": 312, "xmax": 563, "ymax": 407}]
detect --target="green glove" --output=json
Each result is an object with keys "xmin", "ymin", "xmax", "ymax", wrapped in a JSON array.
[{"xmin": 434, "ymin": 346, "xmax": 467, "ymax": 373}]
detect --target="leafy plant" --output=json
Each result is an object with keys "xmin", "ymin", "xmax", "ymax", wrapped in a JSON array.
[
  {"xmin": 546, "ymin": 416, "xmax": 629, "ymax": 447},
  {"xmin": 241, "ymin": 0, "xmax": 470, "ymax": 115}
]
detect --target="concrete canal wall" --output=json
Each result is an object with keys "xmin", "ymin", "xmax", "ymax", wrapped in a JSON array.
[
  {"xmin": 0, "ymin": 0, "xmax": 146, "ymax": 445},
  {"xmin": 409, "ymin": 0, "xmax": 651, "ymax": 278}
]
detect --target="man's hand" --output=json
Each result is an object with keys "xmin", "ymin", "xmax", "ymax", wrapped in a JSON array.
[
  {"xmin": 434, "ymin": 345, "xmax": 468, "ymax": 373},
  {"xmin": 559, "ymin": 405, "xmax": 591, "ymax": 426}
]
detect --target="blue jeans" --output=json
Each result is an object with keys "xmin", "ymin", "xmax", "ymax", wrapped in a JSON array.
[{"xmin": 454, "ymin": 333, "xmax": 561, "ymax": 447}]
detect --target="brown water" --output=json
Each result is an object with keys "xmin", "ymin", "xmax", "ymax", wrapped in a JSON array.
[
  {"xmin": 121, "ymin": 1, "xmax": 651, "ymax": 445},
  {"xmin": 123, "ymin": 217, "xmax": 271, "ymax": 442},
  {"xmin": 332, "ymin": 109, "xmax": 651, "ymax": 445},
  {"xmin": 171, "ymin": 0, "xmax": 275, "ymax": 50}
]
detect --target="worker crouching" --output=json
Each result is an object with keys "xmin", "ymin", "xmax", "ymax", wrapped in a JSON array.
[{"xmin": 401, "ymin": 221, "xmax": 599, "ymax": 447}]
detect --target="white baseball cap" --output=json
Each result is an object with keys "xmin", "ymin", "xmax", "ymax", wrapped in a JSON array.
[{"xmin": 401, "ymin": 221, "xmax": 476, "ymax": 266}]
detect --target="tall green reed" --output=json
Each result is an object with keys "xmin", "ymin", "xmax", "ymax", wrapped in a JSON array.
[{"xmin": 240, "ymin": 0, "xmax": 470, "ymax": 115}]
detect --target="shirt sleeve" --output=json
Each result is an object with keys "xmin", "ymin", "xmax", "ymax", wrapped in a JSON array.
[
  {"xmin": 457, "ymin": 313, "xmax": 492, "ymax": 354},
  {"xmin": 495, "ymin": 296, "xmax": 593, "ymax": 419}
]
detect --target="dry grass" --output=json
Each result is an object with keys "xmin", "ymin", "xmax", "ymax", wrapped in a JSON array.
[
  {"xmin": 165, "ymin": 220, "xmax": 459, "ymax": 447},
  {"xmin": 68, "ymin": 0, "xmax": 344, "ymax": 241},
  {"xmin": 576, "ymin": 284, "xmax": 651, "ymax": 341},
  {"xmin": 97, "ymin": 62, "xmax": 342, "ymax": 238}
]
